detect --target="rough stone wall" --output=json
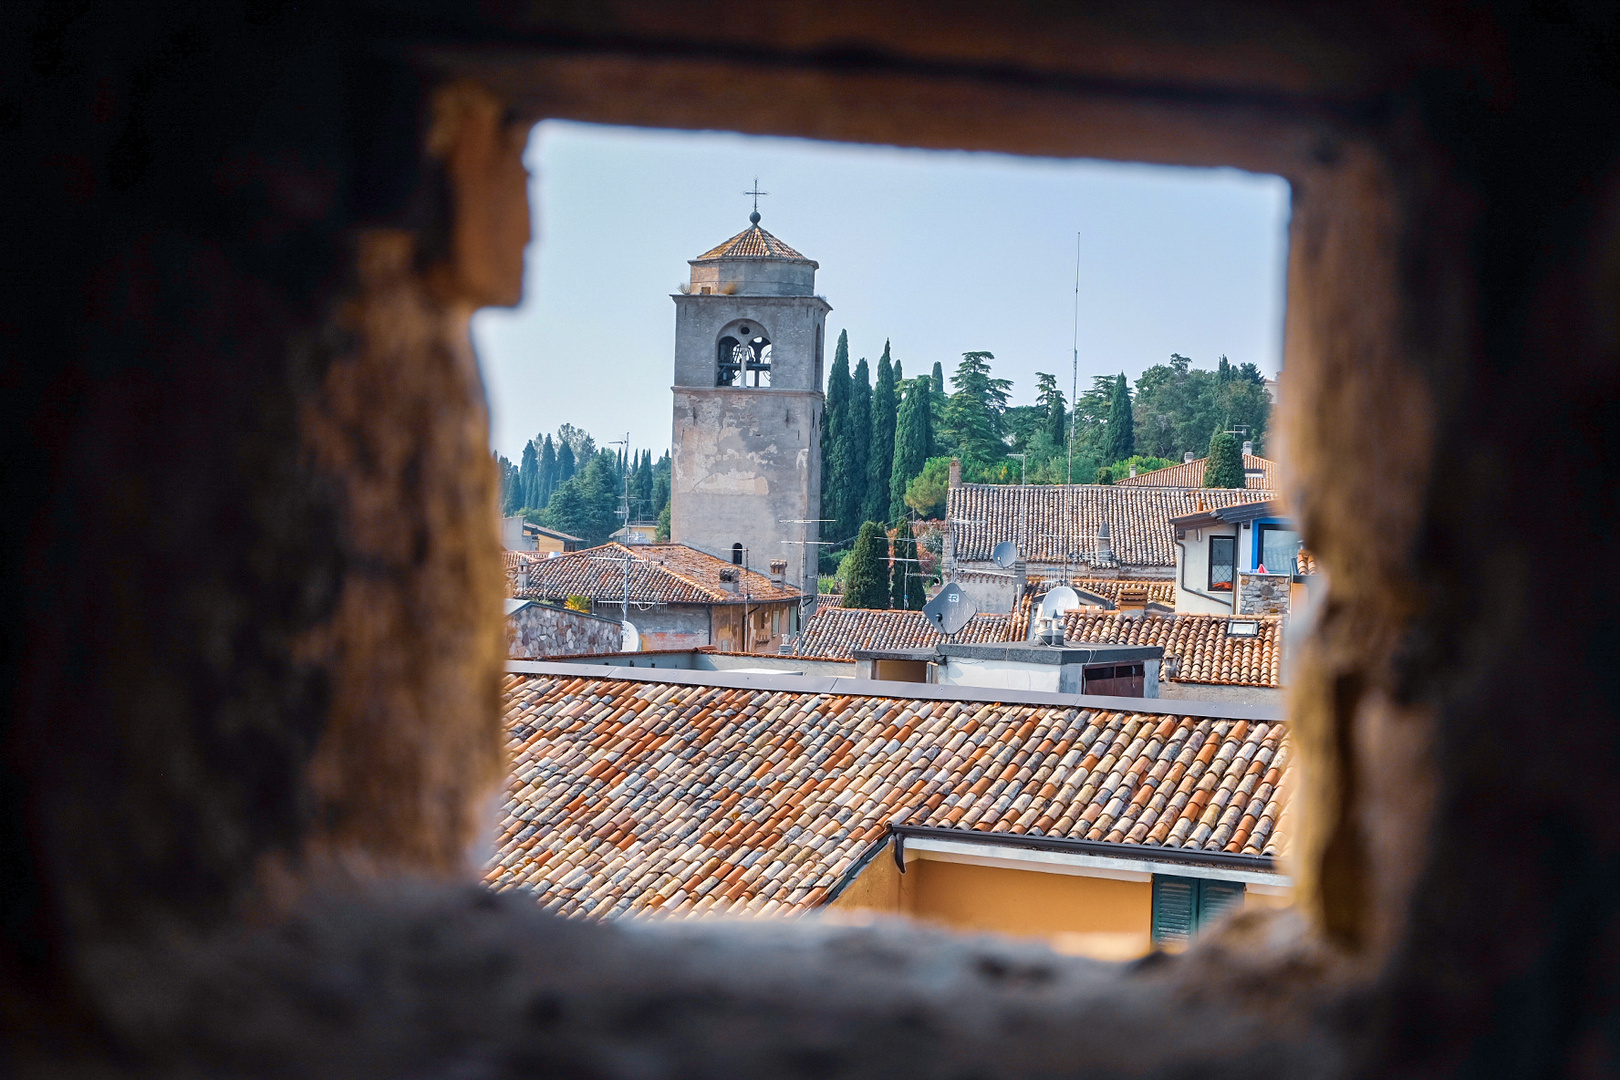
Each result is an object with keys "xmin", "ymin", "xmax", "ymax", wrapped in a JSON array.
[
  {"xmin": 1237, "ymin": 572, "xmax": 1291, "ymax": 616},
  {"xmin": 508, "ymin": 604, "xmax": 623, "ymax": 659}
]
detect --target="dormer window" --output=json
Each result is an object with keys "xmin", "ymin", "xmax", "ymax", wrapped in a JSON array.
[{"xmin": 716, "ymin": 324, "xmax": 772, "ymax": 387}]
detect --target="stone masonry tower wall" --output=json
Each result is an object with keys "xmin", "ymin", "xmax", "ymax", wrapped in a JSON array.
[{"xmin": 670, "ymin": 216, "xmax": 829, "ymax": 603}]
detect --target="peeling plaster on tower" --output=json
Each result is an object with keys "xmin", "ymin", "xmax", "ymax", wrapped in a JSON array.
[{"xmin": 670, "ymin": 209, "xmax": 829, "ymax": 606}]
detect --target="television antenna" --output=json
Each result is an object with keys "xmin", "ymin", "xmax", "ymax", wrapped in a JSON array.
[{"xmin": 1068, "ymin": 231, "xmax": 1081, "ymax": 485}]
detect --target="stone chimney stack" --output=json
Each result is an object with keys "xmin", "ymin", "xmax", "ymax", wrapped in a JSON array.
[
  {"xmin": 1096, "ymin": 521, "xmax": 1114, "ymax": 564},
  {"xmin": 1184, "ymin": 451, "xmax": 1195, "ymax": 463},
  {"xmin": 1128, "ymin": 465, "xmax": 1137, "ymax": 477},
  {"xmin": 1242, "ymin": 440, "xmax": 1253, "ymax": 456},
  {"xmin": 948, "ymin": 458, "xmax": 962, "ymax": 489}
]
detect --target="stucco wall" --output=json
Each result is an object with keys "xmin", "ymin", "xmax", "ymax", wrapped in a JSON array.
[
  {"xmin": 670, "ymin": 388, "xmax": 823, "ymax": 595},
  {"xmin": 600, "ymin": 604, "xmax": 711, "ymax": 651},
  {"xmin": 1174, "ymin": 526, "xmax": 1241, "ymax": 615},
  {"xmin": 507, "ymin": 603, "xmax": 623, "ymax": 659}
]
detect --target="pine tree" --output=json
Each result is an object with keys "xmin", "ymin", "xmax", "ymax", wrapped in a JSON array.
[
  {"xmin": 865, "ymin": 343, "xmax": 898, "ymax": 524},
  {"xmin": 518, "ymin": 440, "xmax": 540, "ymax": 511},
  {"xmin": 942, "ymin": 352, "xmax": 1011, "ymax": 464},
  {"xmin": 890, "ymin": 378, "xmax": 933, "ymax": 522},
  {"xmin": 844, "ymin": 521, "xmax": 889, "ymax": 609},
  {"xmin": 1105, "ymin": 372, "xmax": 1135, "ymax": 464},
  {"xmin": 840, "ymin": 357, "xmax": 871, "ymax": 540},
  {"xmin": 1205, "ymin": 429, "xmax": 1245, "ymax": 488},
  {"xmin": 822, "ymin": 331, "xmax": 853, "ymax": 543},
  {"xmin": 538, "ymin": 436, "xmax": 558, "ymax": 508}
]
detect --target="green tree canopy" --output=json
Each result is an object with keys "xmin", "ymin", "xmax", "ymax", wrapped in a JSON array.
[
  {"xmin": 1205, "ymin": 430, "xmax": 1246, "ymax": 488},
  {"xmin": 843, "ymin": 521, "xmax": 890, "ymax": 609},
  {"xmin": 905, "ymin": 456, "xmax": 954, "ymax": 518},
  {"xmin": 838, "ymin": 357, "xmax": 871, "ymax": 539},
  {"xmin": 1036, "ymin": 371, "xmax": 1068, "ymax": 450},
  {"xmin": 518, "ymin": 440, "xmax": 540, "ymax": 511},
  {"xmin": 538, "ymin": 435, "xmax": 558, "ymax": 508}
]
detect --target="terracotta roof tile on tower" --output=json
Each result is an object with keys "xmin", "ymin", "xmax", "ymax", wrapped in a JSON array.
[
  {"xmin": 509, "ymin": 543, "xmax": 799, "ymax": 605},
  {"xmin": 795, "ymin": 606, "xmax": 1012, "ymax": 659},
  {"xmin": 1116, "ymin": 453, "xmax": 1279, "ymax": 490},
  {"xmin": 949, "ymin": 484, "xmax": 1273, "ymax": 568},
  {"xmin": 488, "ymin": 672, "xmax": 1293, "ymax": 918},
  {"xmin": 695, "ymin": 224, "xmax": 809, "ymax": 261}
]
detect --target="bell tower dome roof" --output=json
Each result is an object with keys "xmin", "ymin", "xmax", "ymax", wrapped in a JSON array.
[{"xmin": 693, "ymin": 220, "xmax": 814, "ymax": 264}]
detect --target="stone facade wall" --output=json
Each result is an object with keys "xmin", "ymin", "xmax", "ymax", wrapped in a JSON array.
[
  {"xmin": 1236, "ymin": 572, "xmax": 1291, "ymax": 616},
  {"xmin": 508, "ymin": 603, "xmax": 623, "ymax": 659}
]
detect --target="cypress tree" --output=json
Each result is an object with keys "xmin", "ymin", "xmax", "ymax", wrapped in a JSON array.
[
  {"xmin": 890, "ymin": 378, "xmax": 932, "ymax": 522},
  {"xmin": 1205, "ymin": 429, "xmax": 1245, "ymax": 488},
  {"xmin": 538, "ymin": 436, "xmax": 557, "ymax": 507},
  {"xmin": 866, "ymin": 343, "xmax": 898, "ymax": 524},
  {"xmin": 822, "ymin": 332, "xmax": 853, "ymax": 543},
  {"xmin": 634, "ymin": 451, "xmax": 654, "ymax": 518},
  {"xmin": 557, "ymin": 440, "xmax": 576, "ymax": 486},
  {"xmin": 518, "ymin": 440, "xmax": 540, "ymax": 510},
  {"xmin": 844, "ymin": 521, "xmax": 889, "ymax": 609},
  {"xmin": 652, "ymin": 452, "xmax": 671, "ymax": 515},
  {"xmin": 841, "ymin": 357, "xmax": 871, "ymax": 538},
  {"xmin": 1105, "ymin": 372, "xmax": 1135, "ymax": 464},
  {"xmin": 931, "ymin": 361, "xmax": 945, "ymax": 396}
]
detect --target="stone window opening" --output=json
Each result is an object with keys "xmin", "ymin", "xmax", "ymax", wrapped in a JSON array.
[
  {"xmin": 716, "ymin": 325, "xmax": 772, "ymax": 387},
  {"xmin": 11, "ymin": 7, "xmax": 1613, "ymax": 1078}
]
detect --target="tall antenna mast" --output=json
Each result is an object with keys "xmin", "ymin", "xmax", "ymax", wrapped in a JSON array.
[{"xmin": 1068, "ymin": 231, "xmax": 1080, "ymax": 484}]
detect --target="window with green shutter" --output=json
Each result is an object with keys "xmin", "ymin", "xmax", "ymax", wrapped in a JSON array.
[{"xmin": 1151, "ymin": 875, "xmax": 1247, "ymax": 948}]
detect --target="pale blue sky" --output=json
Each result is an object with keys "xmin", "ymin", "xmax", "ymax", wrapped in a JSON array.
[{"xmin": 474, "ymin": 121, "xmax": 1291, "ymax": 461}]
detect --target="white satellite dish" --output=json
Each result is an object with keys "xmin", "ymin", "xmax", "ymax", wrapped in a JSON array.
[
  {"xmin": 991, "ymin": 540, "xmax": 1020, "ymax": 569},
  {"xmin": 923, "ymin": 581, "xmax": 979, "ymax": 636},
  {"xmin": 621, "ymin": 621, "xmax": 642, "ymax": 652},
  {"xmin": 1037, "ymin": 586, "xmax": 1082, "ymax": 622}
]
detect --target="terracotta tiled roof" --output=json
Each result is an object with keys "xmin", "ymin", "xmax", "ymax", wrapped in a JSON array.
[
  {"xmin": 1116, "ymin": 454, "xmax": 1278, "ymax": 490},
  {"xmin": 511, "ymin": 543, "xmax": 800, "ymax": 606},
  {"xmin": 795, "ymin": 606, "xmax": 1012, "ymax": 660},
  {"xmin": 695, "ymin": 224, "xmax": 809, "ymax": 261},
  {"xmin": 949, "ymin": 484, "xmax": 1273, "ymax": 568},
  {"xmin": 1058, "ymin": 612, "xmax": 1283, "ymax": 688},
  {"xmin": 816, "ymin": 593, "xmax": 842, "ymax": 608},
  {"xmin": 1052, "ymin": 578, "xmax": 1178, "ymax": 606},
  {"xmin": 488, "ymin": 673, "xmax": 1293, "ymax": 918}
]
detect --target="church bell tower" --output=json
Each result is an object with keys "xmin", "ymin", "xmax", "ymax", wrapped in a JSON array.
[{"xmin": 670, "ymin": 207, "xmax": 829, "ymax": 600}]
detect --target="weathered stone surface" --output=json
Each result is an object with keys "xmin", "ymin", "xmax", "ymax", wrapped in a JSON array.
[
  {"xmin": 508, "ymin": 602, "xmax": 624, "ymax": 659},
  {"xmin": 1237, "ymin": 573, "xmax": 1291, "ymax": 616}
]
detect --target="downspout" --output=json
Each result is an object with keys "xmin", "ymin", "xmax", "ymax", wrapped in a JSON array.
[{"xmin": 1177, "ymin": 535, "xmax": 1237, "ymax": 611}]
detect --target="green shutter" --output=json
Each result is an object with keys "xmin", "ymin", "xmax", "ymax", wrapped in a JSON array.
[
  {"xmin": 1151, "ymin": 875, "xmax": 1197, "ymax": 948},
  {"xmin": 1197, "ymin": 879, "xmax": 1246, "ymax": 929}
]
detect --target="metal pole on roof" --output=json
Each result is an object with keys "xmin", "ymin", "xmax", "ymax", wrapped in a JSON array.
[{"xmin": 1068, "ymin": 231, "xmax": 1080, "ymax": 485}]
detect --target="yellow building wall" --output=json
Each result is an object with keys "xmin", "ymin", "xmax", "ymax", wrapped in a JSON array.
[
  {"xmin": 827, "ymin": 845, "xmax": 1293, "ymax": 960},
  {"xmin": 533, "ymin": 533, "xmax": 568, "ymax": 555}
]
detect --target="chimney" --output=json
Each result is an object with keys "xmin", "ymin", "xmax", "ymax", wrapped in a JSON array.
[
  {"xmin": 1242, "ymin": 440, "xmax": 1253, "ymax": 456},
  {"xmin": 1096, "ymin": 521, "xmax": 1114, "ymax": 564},
  {"xmin": 769, "ymin": 558, "xmax": 787, "ymax": 586},
  {"xmin": 1128, "ymin": 465, "xmax": 1137, "ymax": 477},
  {"xmin": 1183, "ymin": 451, "xmax": 1195, "ymax": 463},
  {"xmin": 1117, "ymin": 583, "xmax": 1149, "ymax": 617},
  {"xmin": 948, "ymin": 458, "xmax": 962, "ymax": 489}
]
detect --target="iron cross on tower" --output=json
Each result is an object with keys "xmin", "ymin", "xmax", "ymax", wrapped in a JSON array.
[{"xmin": 744, "ymin": 178, "xmax": 768, "ymax": 223}]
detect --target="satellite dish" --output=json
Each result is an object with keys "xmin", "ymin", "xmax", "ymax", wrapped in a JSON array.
[
  {"xmin": 1037, "ymin": 586, "xmax": 1082, "ymax": 622},
  {"xmin": 992, "ymin": 540, "xmax": 1020, "ymax": 569},
  {"xmin": 923, "ymin": 581, "xmax": 979, "ymax": 636},
  {"xmin": 621, "ymin": 621, "xmax": 642, "ymax": 652}
]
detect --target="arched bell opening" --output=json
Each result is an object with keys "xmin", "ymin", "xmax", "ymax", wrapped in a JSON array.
[{"xmin": 716, "ymin": 321, "xmax": 772, "ymax": 387}]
